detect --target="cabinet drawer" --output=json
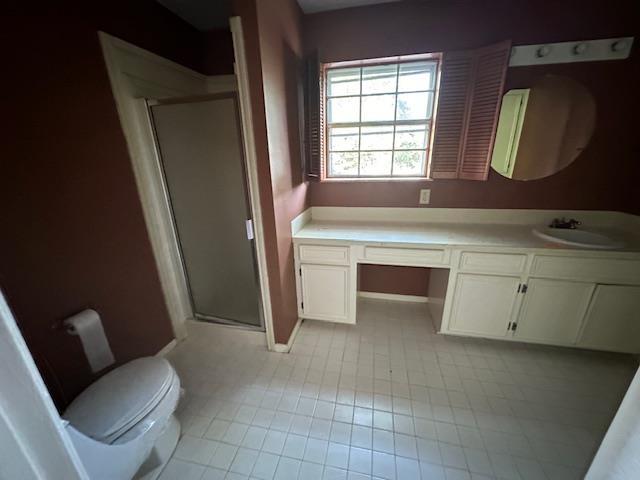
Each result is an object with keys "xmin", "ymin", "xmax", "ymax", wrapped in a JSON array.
[
  {"xmin": 364, "ymin": 246, "xmax": 447, "ymax": 266},
  {"xmin": 459, "ymin": 252, "xmax": 527, "ymax": 274},
  {"xmin": 299, "ymin": 244, "xmax": 349, "ymax": 265},
  {"xmin": 531, "ymin": 255, "xmax": 640, "ymax": 284}
]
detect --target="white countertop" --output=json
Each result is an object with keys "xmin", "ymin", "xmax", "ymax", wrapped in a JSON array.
[{"xmin": 293, "ymin": 219, "xmax": 640, "ymax": 253}]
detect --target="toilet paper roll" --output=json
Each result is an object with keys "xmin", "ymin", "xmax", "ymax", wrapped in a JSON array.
[{"xmin": 64, "ymin": 309, "xmax": 115, "ymax": 373}]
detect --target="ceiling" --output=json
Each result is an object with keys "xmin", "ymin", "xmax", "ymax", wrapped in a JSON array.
[
  {"xmin": 156, "ymin": 0, "xmax": 232, "ymax": 31},
  {"xmin": 156, "ymin": 0, "xmax": 402, "ymax": 31},
  {"xmin": 297, "ymin": 0, "xmax": 402, "ymax": 13}
]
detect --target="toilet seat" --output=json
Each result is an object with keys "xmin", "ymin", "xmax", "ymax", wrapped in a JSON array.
[{"xmin": 63, "ymin": 357, "xmax": 175, "ymax": 444}]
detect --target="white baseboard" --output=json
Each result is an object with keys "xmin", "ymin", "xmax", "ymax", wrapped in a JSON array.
[
  {"xmin": 156, "ymin": 339, "xmax": 177, "ymax": 357},
  {"xmin": 358, "ymin": 291, "xmax": 430, "ymax": 303},
  {"xmin": 273, "ymin": 318, "xmax": 302, "ymax": 353}
]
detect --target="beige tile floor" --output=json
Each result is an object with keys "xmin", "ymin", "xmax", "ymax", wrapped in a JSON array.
[{"xmin": 161, "ymin": 298, "xmax": 636, "ymax": 480}]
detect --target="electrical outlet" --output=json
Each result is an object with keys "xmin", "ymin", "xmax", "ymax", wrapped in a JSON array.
[{"xmin": 419, "ymin": 189, "xmax": 431, "ymax": 205}]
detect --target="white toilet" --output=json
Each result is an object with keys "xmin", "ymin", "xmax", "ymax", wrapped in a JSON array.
[{"xmin": 62, "ymin": 357, "xmax": 182, "ymax": 480}]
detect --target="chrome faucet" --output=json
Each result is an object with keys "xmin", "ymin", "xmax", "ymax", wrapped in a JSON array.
[{"xmin": 549, "ymin": 217, "xmax": 581, "ymax": 229}]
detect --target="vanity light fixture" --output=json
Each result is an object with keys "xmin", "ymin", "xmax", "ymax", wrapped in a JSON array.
[{"xmin": 509, "ymin": 37, "xmax": 634, "ymax": 66}]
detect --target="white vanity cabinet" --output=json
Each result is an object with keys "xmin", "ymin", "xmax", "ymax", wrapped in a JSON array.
[
  {"xmin": 449, "ymin": 273, "xmax": 521, "ymax": 337},
  {"xmin": 443, "ymin": 253, "xmax": 640, "ymax": 352},
  {"xmin": 296, "ymin": 244, "xmax": 356, "ymax": 324},
  {"xmin": 293, "ymin": 225, "xmax": 640, "ymax": 354}
]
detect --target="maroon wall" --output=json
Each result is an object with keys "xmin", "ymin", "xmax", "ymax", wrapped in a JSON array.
[
  {"xmin": 304, "ymin": 0, "xmax": 640, "ymax": 214},
  {"xmin": 203, "ymin": 28, "xmax": 236, "ymax": 75},
  {"xmin": 359, "ymin": 265, "xmax": 430, "ymax": 297},
  {"xmin": 0, "ymin": 7, "xmax": 206, "ymax": 409}
]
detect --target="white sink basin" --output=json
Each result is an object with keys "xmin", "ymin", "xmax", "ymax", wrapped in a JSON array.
[{"xmin": 532, "ymin": 227, "xmax": 625, "ymax": 250}]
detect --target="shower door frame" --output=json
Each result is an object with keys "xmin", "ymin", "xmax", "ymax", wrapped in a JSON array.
[{"xmin": 99, "ymin": 24, "xmax": 277, "ymax": 349}]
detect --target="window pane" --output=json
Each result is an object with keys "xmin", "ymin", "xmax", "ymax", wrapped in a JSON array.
[
  {"xmin": 327, "ymin": 68, "xmax": 360, "ymax": 97},
  {"xmin": 393, "ymin": 150, "xmax": 425, "ymax": 176},
  {"xmin": 396, "ymin": 92, "xmax": 433, "ymax": 120},
  {"xmin": 324, "ymin": 59, "xmax": 439, "ymax": 178},
  {"xmin": 361, "ymin": 94, "xmax": 395, "ymax": 122},
  {"xmin": 330, "ymin": 152, "xmax": 359, "ymax": 176},
  {"xmin": 362, "ymin": 64, "xmax": 397, "ymax": 94},
  {"xmin": 398, "ymin": 61, "xmax": 436, "ymax": 92},
  {"xmin": 328, "ymin": 97, "xmax": 360, "ymax": 123},
  {"xmin": 329, "ymin": 127, "xmax": 359, "ymax": 151},
  {"xmin": 395, "ymin": 124, "xmax": 428, "ymax": 150},
  {"xmin": 360, "ymin": 151, "xmax": 392, "ymax": 176},
  {"xmin": 360, "ymin": 125, "xmax": 393, "ymax": 150}
]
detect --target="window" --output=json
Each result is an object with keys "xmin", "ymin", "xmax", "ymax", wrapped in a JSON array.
[
  {"xmin": 324, "ymin": 58, "xmax": 439, "ymax": 179},
  {"xmin": 304, "ymin": 43, "xmax": 511, "ymax": 182}
]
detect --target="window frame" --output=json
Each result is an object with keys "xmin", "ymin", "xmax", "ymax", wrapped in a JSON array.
[{"xmin": 322, "ymin": 53, "xmax": 442, "ymax": 181}]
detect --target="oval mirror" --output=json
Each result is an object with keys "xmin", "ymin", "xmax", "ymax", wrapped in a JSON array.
[{"xmin": 491, "ymin": 75, "xmax": 596, "ymax": 181}]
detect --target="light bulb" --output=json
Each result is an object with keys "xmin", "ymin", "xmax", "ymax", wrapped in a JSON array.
[
  {"xmin": 611, "ymin": 40, "xmax": 628, "ymax": 52},
  {"xmin": 536, "ymin": 45, "xmax": 551, "ymax": 58},
  {"xmin": 573, "ymin": 43, "xmax": 588, "ymax": 55}
]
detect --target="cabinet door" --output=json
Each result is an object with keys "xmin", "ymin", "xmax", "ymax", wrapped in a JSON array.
[
  {"xmin": 300, "ymin": 264, "xmax": 350, "ymax": 323},
  {"xmin": 515, "ymin": 278, "xmax": 594, "ymax": 344},
  {"xmin": 578, "ymin": 285, "xmax": 640, "ymax": 353},
  {"xmin": 449, "ymin": 273, "xmax": 521, "ymax": 337}
]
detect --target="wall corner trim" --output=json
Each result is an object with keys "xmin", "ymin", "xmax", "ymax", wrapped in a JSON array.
[
  {"xmin": 273, "ymin": 318, "xmax": 303, "ymax": 353},
  {"xmin": 206, "ymin": 74, "xmax": 238, "ymax": 93},
  {"xmin": 155, "ymin": 339, "xmax": 178, "ymax": 357},
  {"xmin": 230, "ymin": 16, "xmax": 277, "ymax": 351},
  {"xmin": 358, "ymin": 292, "xmax": 430, "ymax": 303}
]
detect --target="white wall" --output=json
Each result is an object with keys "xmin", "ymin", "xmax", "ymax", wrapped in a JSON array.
[
  {"xmin": 586, "ymin": 366, "xmax": 640, "ymax": 479},
  {"xmin": 0, "ymin": 291, "xmax": 87, "ymax": 480}
]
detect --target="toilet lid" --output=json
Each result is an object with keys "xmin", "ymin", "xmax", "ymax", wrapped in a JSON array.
[{"xmin": 63, "ymin": 357, "xmax": 174, "ymax": 443}]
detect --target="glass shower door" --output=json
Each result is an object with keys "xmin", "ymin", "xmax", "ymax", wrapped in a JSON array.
[{"xmin": 150, "ymin": 95, "xmax": 262, "ymax": 328}]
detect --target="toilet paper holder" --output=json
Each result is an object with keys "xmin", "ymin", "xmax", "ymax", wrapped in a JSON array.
[
  {"xmin": 51, "ymin": 309, "xmax": 98, "ymax": 334},
  {"xmin": 54, "ymin": 308, "xmax": 115, "ymax": 373}
]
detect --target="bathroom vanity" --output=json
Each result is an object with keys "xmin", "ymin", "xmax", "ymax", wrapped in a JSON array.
[{"xmin": 292, "ymin": 208, "xmax": 640, "ymax": 354}]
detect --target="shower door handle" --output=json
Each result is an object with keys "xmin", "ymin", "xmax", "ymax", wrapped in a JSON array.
[{"xmin": 245, "ymin": 219, "xmax": 254, "ymax": 240}]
